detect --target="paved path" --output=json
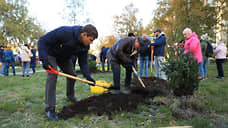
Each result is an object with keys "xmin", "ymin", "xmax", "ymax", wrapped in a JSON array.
[{"xmin": 0, "ymin": 70, "xmax": 45, "ymax": 76}]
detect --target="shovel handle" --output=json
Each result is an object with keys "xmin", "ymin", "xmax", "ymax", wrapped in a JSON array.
[
  {"xmin": 132, "ymin": 66, "xmax": 146, "ymax": 88},
  {"xmin": 46, "ymin": 66, "xmax": 108, "ymax": 88},
  {"xmin": 58, "ymin": 72, "xmax": 107, "ymax": 88}
]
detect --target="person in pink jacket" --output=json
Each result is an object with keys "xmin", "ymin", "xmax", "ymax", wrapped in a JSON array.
[
  {"xmin": 213, "ymin": 40, "xmax": 227, "ymax": 79},
  {"xmin": 183, "ymin": 28, "xmax": 203, "ymax": 63}
]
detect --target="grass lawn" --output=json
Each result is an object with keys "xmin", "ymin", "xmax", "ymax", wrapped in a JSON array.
[{"xmin": 0, "ymin": 62, "xmax": 227, "ymax": 128}]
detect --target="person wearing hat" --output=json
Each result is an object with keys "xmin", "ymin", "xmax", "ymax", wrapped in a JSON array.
[
  {"xmin": 107, "ymin": 37, "xmax": 140, "ymax": 93},
  {"xmin": 150, "ymin": 29, "xmax": 166, "ymax": 80},
  {"xmin": 38, "ymin": 24, "xmax": 98, "ymax": 121}
]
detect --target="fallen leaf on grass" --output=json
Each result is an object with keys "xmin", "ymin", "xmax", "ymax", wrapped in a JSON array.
[{"xmin": 84, "ymin": 115, "xmax": 88, "ymax": 120}]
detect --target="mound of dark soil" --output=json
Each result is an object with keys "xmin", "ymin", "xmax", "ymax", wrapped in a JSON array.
[
  {"xmin": 58, "ymin": 93, "xmax": 144, "ymax": 120},
  {"xmin": 130, "ymin": 76, "xmax": 171, "ymax": 97},
  {"xmin": 58, "ymin": 76, "xmax": 168, "ymax": 120}
]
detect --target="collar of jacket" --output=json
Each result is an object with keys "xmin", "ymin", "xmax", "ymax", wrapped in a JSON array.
[{"xmin": 73, "ymin": 26, "xmax": 84, "ymax": 45}]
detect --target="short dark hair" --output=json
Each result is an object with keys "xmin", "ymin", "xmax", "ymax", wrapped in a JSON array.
[
  {"xmin": 82, "ymin": 24, "xmax": 98, "ymax": 39},
  {"xmin": 128, "ymin": 33, "xmax": 135, "ymax": 37}
]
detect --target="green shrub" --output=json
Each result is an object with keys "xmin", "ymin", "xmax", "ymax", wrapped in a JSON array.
[
  {"xmin": 162, "ymin": 45, "xmax": 199, "ymax": 95},
  {"xmin": 88, "ymin": 57, "xmax": 97, "ymax": 72}
]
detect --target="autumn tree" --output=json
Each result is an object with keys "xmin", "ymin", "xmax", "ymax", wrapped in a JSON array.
[
  {"xmin": 0, "ymin": 0, "xmax": 45, "ymax": 46},
  {"xmin": 61, "ymin": 0, "xmax": 92, "ymax": 25},
  {"xmin": 113, "ymin": 3, "xmax": 144, "ymax": 37},
  {"xmin": 213, "ymin": 0, "xmax": 228, "ymax": 44},
  {"xmin": 151, "ymin": 0, "xmax": 217, "ymax": 44}
]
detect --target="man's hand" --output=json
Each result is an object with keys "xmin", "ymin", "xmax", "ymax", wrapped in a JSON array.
[
  {"xmin": 87, "ymin": 77, "xmax": 96, "ymax": 86},
  {"xmin": 42, "ymin": 61, "xmax": 52, "ymax": 70},
  {"xmin": 126, "ymin": 59, "xmax": 134, "ymax": 69}
]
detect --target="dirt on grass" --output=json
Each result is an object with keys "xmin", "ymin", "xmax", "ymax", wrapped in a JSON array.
[
  {"xmin": 58, "ymin": 76, "xmax": 209, "ymax": 120},
  {"xmin": 58, "ymin": 76, "xmax": 168, "ymax": 120}
]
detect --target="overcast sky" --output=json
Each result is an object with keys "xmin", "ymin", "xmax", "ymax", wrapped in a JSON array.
[{"xmin": 27, "ymin": 0, "xmax": 157, "ymax": 37}]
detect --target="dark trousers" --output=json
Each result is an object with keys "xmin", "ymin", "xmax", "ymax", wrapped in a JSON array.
[
  {"xmin": 45, "ymin": 56, "xmax": 76, "ymax": 108},
  {"xmin": 101, "ymin": 58, "xmax": 109, "ymax": 72},
  {"xmin": 216, "ymin": 59, "xmax": 225, "ymax": 77},
  {"xmin": 111, "ymin": 62, "xmax": 132, "ymax": 89},
  {"xmin": 30, "ymin": 61, "xmax": 36, "ymax": 73},
  {"xmin": 71, "ymin": 56, "xmax": 78, "ymax": 70}
]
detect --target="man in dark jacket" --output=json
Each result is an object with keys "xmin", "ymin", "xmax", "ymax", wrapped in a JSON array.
[
  {"xmin": 107, "ymin": 37, "xmax": 140, "ymax": 93},
  {"xmin": 38, "ymin": 24, "xmax": 98, "ymax": 121},
  {"xmin": 138, "ymin": 33, "xmax": 151, "ymax": 77},
  {"xmin": 150, "ymin": 29, "xmax": 166, "ymax": 80},
  {"xmin": 100, "ymin": 46, "xmax": 110, "ymax": 72},
  {"xmin": 30, "ymin": 46, "xmax": 36, "ymax": 74}
]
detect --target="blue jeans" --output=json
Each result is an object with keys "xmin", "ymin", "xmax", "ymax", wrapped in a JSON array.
[
  {"xmin": 199, "ymin": 58, "xmax": 207, "ymax": 77},
  {"xmin": 5, "ymin": 60, "xmax": 16, "ymax": 75},
  {"xmin": 22, "ymin": 61, "xmax": 30, "ymax": 76},
  {"xmin": 1, "ymin": 62, "xmax": 6, "ymax": 75},
  {"xmin": 139, "ymin": 56, "xmax": 149, "ymax": 77}
]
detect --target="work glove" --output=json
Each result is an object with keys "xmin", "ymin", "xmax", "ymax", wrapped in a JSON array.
[
  {"xmin": 87, "ymin": 77, "xmax": 96, "ymax": 86},
  {"xmin": 42, "ymin": 61, "xmax": 52, "ymax": 70},
  {"xmin": 151, "ymin": 46, "xmax": 154, "ymax": 50}
]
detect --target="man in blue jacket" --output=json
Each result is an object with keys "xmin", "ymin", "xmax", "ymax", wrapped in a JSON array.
[
  {"xmin": 38, "ymin": 24, "xmax": 98, "ymax": 121},
  {"xmin": 30, "ymin": 46, "xmax": 36, "ymax": 74},
  {"xmin": 3, "ymin": 45, "xmax": 16, "ymax": 76},
  {"xmin": 150, "ymin": 29, "xmax": 166, "ymax": 80}
]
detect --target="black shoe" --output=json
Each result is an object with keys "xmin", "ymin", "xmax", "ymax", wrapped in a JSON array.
[
  {"xmin": 45, "ymin": 107, "xmax": 59, "ymax": 121},
  {"xmin": 216, "ymin": 76, "xmax": 224, "ymax": 79},
  {"xmin": 13, "ymin": 73, "xmax": 16, "ymax": 76},
  {"xmin": 66, "ymin": 96, "xmax": 79, "ymax": 103},
  {"xmin": 22, "ymin": 75, "xmax": 24, "ymax": 77},
  {"xmin": 122, "ymin": 86, "xmax": 131, "ymax": 94},
  {"xmin": 26, "ymin": 75, "xmax": 29, "ymax": 77},
  {"xmin": 108, "ymin": 85, "xmax": 120, "ymax": 90}
]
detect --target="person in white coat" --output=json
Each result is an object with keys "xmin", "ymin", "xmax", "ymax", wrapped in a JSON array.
[
  {"xmin": 20, "ymin": 44, "xmax": 33, "ymax": 77},
  {"xmin": 213, "ymin": 40, "xmax": 227, "ymax": 79}
]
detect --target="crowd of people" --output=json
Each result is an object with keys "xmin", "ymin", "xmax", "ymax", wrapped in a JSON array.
[{"xmin": 0, "ymin": 44, "xmax": 37, "ymax": 77}]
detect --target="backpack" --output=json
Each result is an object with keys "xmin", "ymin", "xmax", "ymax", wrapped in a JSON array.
[{"xmin": 205, "ymin": 42, "xmax": 213, "ymax": 57}]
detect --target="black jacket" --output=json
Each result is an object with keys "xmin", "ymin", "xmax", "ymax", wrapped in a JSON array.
[
  {"xmin": 138, "ymin": 37, "xmax": 151, "ymax": 57},
  {"xmin": 107, "ymin": 37, "xmax": 138, "ymax": 67}
]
